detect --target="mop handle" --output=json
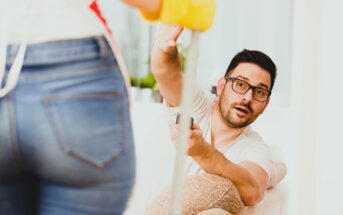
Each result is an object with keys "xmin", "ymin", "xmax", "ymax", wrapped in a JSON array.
[{"xmin": 169, "ymin": 31, "xmax": 201, "ymax": 215}]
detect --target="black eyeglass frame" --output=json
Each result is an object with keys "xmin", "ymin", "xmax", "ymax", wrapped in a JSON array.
[{"xmin": 225, "ymin": 77, "xmax": 272, "ymax": 102}]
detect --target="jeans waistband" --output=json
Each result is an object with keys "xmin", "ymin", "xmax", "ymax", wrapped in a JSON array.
[{"xmin": 6, "ymin": 36, "xmax": 113, "ymax": 67}]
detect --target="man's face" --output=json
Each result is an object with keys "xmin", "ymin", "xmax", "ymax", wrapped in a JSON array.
[{"xmin": 218, "ymin": 63, "xmax": 271, "ymax": 128}]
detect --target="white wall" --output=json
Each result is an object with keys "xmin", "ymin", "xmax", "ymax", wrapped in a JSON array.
[
  {"xmin": 291, "ymin": 0, "xmax": 343, "ymax": 214},
  {"xmin": 315, "ymin": 0, "xmax": 343, "ymax": 214}
]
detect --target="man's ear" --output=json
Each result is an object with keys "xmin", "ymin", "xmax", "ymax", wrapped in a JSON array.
[{"xmin": 216, "ymin": 77, "xmax": 227, "ymax": 97}]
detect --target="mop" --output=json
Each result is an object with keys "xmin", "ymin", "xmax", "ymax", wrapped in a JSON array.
[{"xmin": 168, "ymin": 31, "xmax": 201, "ymax": 215}]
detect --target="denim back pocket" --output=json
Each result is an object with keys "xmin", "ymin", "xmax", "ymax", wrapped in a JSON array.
[{"xmin": 44, "ymin": 91, "xmax": 127, "ymax": 168}]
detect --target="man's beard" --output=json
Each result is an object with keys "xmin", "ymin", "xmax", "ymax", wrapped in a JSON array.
[{"xmin": 219, "ymin": 97, "xmax": 255, "ymax": 128}]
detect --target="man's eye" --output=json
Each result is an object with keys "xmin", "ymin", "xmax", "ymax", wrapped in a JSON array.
[
  {"xmin": 235, "ymin": 81, "xmax": 245, "ymax": 88},
  {"xmin": 256, "ymin": 89, "xmax": 267, "ymax": 96}
]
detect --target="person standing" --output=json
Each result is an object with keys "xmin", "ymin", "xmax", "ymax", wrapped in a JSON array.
[{"xmin": 0, "ymin": 0, "xmax": 216, "ymax": 214}]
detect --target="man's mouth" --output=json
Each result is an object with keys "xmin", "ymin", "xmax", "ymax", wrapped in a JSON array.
[{"xmin": 233, "ymin": 105, "xmax": 251, "ymax": 116}]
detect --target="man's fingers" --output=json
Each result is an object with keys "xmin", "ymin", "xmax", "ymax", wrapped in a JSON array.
[
  {"xmin": 167, "ymin": 40, "xmax": 176, "ymax": 47},
  {"xmin": 160, "ymin": 24, "xmax": 183, "ymax": 39},
  {"xmin": 156, "ymin": 38, "xmax": 176, "ymax": 54},
  {"xmin": 156, "ymin": 25, "xmax": 183, "ymax": 53},
  {"xmin": 169, "ymin": 121, "xmax": 205, "ymax": 154},
  {"xmin": 170, "ymin": 26, "xmax": 184, "ymax": 41}
]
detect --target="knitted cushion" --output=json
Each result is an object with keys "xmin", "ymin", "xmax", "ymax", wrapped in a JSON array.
[{"xmin": 145, "ymin": 173, "xmax": 244, "ymax": 215}]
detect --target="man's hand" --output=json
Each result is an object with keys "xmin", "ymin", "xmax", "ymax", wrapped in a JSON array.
[
  {"xmin": 154, "ymin": 25, "xmax": 183, "ymax": 55},
  {"xmin": 169, "ymin": 122, "xmax": 212, "ymax": 157}
]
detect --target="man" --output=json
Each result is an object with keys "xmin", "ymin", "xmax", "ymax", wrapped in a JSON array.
[{"xmin": 151, "ymin": 25, "xmax": 284, "ymax": 206}]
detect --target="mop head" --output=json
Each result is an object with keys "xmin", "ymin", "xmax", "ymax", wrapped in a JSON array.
[
  {"xmin": 140, "ymin": 0, "xmax": 216, "ymax": 32},
  {"xmin": 144, "ymin": 173, "xmax": 244, "ymax": 215}
]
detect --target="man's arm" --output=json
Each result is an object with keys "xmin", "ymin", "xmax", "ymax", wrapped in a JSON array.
[
  {"xmin": 187, "ymin": 124, "xmax": 269, "ymax": 206},
  {"xmin": 151, "ymin": 25, "xmax": 184, "ymax": 107},
  {"xmin": 194, "ymin": 148, "xmax": 269, "ymax": 206}
]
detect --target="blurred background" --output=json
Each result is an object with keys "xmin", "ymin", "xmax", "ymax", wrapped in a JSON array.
[{"xmin": 98, "ymin": 0, "xmax": 342, "ymax": 214}]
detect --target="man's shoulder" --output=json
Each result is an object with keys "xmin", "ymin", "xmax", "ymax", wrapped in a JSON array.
[
  {"xmin": 235, "ymin": 127, "xmax": 271, "ymax": 151},
  {"xmin": 163, "ymin": 85, "xmax": 217, "ymax": 121}
]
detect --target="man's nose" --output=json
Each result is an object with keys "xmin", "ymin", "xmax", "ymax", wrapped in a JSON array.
[{"xmin": 242, "ymin": 88, "xmax": 254, "ymax": 102}]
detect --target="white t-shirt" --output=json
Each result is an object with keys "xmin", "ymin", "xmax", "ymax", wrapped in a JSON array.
[
  {"xmin": 164, "ymin": 84, "xmax": 272, "ymax": 179},
  {"xmin": 1, "ymin": 0, "xmax": 104, "ymax": 44},
  {"xmin": 0, "ymin": 0, "xmax": 134, "ymax": 101}
]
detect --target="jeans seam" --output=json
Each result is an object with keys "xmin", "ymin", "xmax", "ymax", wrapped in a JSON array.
[
  {"xmin": 44, "ymin": 92, "xmax": 121, "ymax": 101},
  {"xmin": 6, "ymin": 37, "xmax": 111, "ymax": 66},
  {"xmin": 7, "ymin": 93, "xmax": 24, "ymax": 169},
  {"xmin": 43, "ymin": 92, "xmax": 125, "ymax": 169},
  {"xmin": 20, "ymin": 64, "xmax": 117, "ymax": 81}
]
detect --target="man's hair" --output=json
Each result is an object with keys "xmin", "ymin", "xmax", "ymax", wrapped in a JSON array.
[{"xmin": 224, "ymin": 49, "xmax": 277, "ymax": 92}]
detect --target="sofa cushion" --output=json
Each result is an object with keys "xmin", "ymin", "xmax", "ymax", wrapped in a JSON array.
[{"xmin": 144, "ymin": 173, "xmax": 244, "ymax": 215}]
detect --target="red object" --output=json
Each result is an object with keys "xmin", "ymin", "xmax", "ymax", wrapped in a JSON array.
[{"xmin": 89, "ymin": 0, "xmax": 112, "ymax": 34}]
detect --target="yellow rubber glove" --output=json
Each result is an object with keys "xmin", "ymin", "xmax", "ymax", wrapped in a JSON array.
[{"xmin": 141, "ymin": 0, "xmax": 216, "ymax": 32}]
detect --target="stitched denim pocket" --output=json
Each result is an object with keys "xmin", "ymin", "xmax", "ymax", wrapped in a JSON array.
[{"xmin": 43, "ymin": 90, "xmax": 127, "ymax": 168}]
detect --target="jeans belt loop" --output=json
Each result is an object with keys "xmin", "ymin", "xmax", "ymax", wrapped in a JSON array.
[{"xmin": 95, "ymin": 36, "xmax": 107, "ymax": 59}]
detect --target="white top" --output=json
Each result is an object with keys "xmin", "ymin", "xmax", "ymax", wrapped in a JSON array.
[
  {"xmin": 0, "ymin": 0, "xmax": 132, "ymax": 104},
  {"xmin": 164, "ymin": 84, "xmax": 272, "ymax": 179},
  {"xmin": 0, "ymin": 0, "xmax": 104, "ymax": 44},
  {"xmin": 0, "ymin": 0, "xmax": 124, "ymax": 99}
]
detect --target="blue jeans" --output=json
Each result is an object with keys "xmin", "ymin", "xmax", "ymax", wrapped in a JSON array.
[{"xmin": 0, "ymin": 37, "xmax": 135, "ymax": 215}]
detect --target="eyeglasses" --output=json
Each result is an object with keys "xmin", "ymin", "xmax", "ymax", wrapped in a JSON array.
[{"xmin": 225, "ymin": 77, "xmax": 271, "ymax": 102}]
